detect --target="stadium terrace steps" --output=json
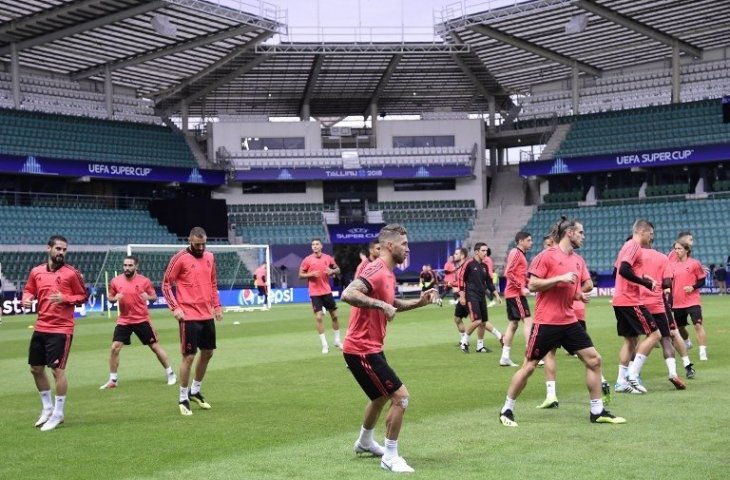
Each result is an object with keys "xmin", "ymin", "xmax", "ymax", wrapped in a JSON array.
[
  {"xmin": 538, "ymin": 124, "xmax": 571, "ymax": 161},
  {"xmin": 374, "ymin": 200, "xmax": 476, "ymax": 242},
  {"xmin": 0, "ymin": 108, "xmax": 197, "ymax": 168}
]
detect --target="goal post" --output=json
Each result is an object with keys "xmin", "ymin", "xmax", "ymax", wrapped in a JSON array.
[{"xmin": 124, "ymin": 243, "xmax": 272, "ymax": 311}]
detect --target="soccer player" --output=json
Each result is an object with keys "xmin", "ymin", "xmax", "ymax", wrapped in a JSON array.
[
  {"xmin": 501, "ymin": 231, "xmax": 534, "ymax": 367},
  {"xmin": 341, "ymin": 224, "xmax": 439, "ymax": 473},
  {"xmin": 419, "ymin": 264, "xmax": 435, "ymax": 292},
  {"xmin": 483, "ymin": 246, "xmax": 497, "ymax": 307},
  {"xmin": 23, "ymin": 235, "xmax": 88, "ymax": 431},
  {"xmin": 640, "ymin": 244, "xmax": 687, "ymax": 389},
  {"xmin": 299, "ymin": 238, "xmax": 341, "ymax": 354},
  {"xmin": 442, "ymin": 254, "xmax": 456, "ymax": 296},
  {"xmin": 355, "ymin": 240, "xmax": 381, "ymax": 278},
  {"xmin": 457, "ymin": 242, "xmax": 502, "ymax": 354},
  {"xmin": 669, "ymin": 240, "xmax": 708, "ymax": 361},
  {"xmin": 499, "ymin": 217, "xmax": 625, "ymax": 427},
  {"xmin": 100, "ymin": 256, "xmax": 176, "ymax": 389},
  {"xmin": 163, "ymin": 227, "xmax": 222, "ymax": 416},
  {"xmin": 450, "ymin": 248, "xmax": 469, "ymax": 344},
  {"xmin": 667, "ymin": 231, "xmax": 700, "ymax": 351},
  {"xmin": 254, "ymin": 261, "xmax": 268, "ymax": 307},
  {"xmin": 612, "ymin": 219, "xmax": 660, "ymax": 394}
]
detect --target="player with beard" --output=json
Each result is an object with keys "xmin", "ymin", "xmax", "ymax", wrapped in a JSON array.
[
  {"xmin": 163, "ymin": 227, "xmax": 222, "ymax": 416},
  {"xmin": 450, "ymin": 247, "xmax": 470, "ymax": 345},
  {"xmin": 342, "ymin": 224, "xmax": 439, "ymax": 473},
  {"xmin": 23, "ymin": 235, "xmax": 88, "ymax": 431},
  {"xmin": 499, "ymin": 217, "xmax": 624, "ymax": 427},
  {"xmin": 99, "ymin": 256, "xmax": 176, "ymax": 390}
]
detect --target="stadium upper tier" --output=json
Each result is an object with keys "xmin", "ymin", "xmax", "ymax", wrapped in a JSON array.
[
  {"xmin": 0, "ymin": 109, "xmax": 197, "ymax": 168},
  {"xmin": 520, "ymin": 198, "xmax": 730, "ymax": 272},
  {"xmin": 228, "ymin": 203, "xmax": 327, "ymax": 245},
  {"xmin": 227, "ymin": 146, "xmax": 474, "ymax": 169},
  {"xmin": 555, "ymin": 100, "xmax": 729, "ymax": 158},
  {"xmin": 0, "ymin": 250, "xmax": 251, "ymax": 291},
  {"xmin": 0, "ymin": 205, "xmax": 177, "ymax": 246}
]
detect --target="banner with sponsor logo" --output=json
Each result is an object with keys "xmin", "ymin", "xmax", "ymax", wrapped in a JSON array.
[
  {"xmin": 234, "ymin": 164, "xmax": 473, "ymax": 182},
  {"xmin": 519, "ymin": 143, "xmax": 730, "ymax": 177},
  {"xmin": 328, "ymin": 224, "xmax": 385, "ymax": 244},
  {"xmin": 0, "ymin": 154, "xmax": 225, "ymax": 185}
]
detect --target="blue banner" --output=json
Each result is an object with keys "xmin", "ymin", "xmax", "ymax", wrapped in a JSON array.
[
  {"xmin": 234, "ymin": 164, "xmax": 473, "ymax": 181},
  {"xmin": 328, "ymin": 224, "xmax": 385, "ymax": 244},
  {"xmin": 519, "ymin": 143, "xmax": 730, "ymax": 177},
  {"xmin": 0, "ymin": 154, "xmax": 225, "ymax": 185}
]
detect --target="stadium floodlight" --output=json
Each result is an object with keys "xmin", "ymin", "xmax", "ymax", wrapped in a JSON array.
[{"xmin": 95, "ymin": 243, "xmax": 272, "ymax": 312}]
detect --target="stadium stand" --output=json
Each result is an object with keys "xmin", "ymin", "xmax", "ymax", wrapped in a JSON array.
[
  {"xmin": 554, "ymin": 100, "xmax": 730, "ymax": 158},
  {"xmin": 0, "ymin": 205, "xmax": 177, "ymax": 246},
  {"xmin": 520, "ymin": 197, "xmax": 730, "ymax": 272},
  {"xmin": 227, "ymin": 146, "xmax": 473, "ymax": 169},
  {"xmin": 0, "ymin": 108, "xmax": 197, "ymax": 168},
  {"xmin": 227, "ymin": 203, "xmax": 328, "ymax": 245},
  {"xmin": 371, "ymin": 200, "xmax": 476, "ymax": 242}
]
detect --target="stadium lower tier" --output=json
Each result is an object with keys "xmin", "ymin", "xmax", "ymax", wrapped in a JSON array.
[{"xmin": 520, "ymin": 197, "xmax": 730, "ymax": 272}]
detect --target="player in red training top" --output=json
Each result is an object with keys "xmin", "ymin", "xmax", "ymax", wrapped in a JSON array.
[
  {"xmin": 611, "ymin": 219, "xmax": 660, "ymax": 394},
  {"xmin": 669, "ymin": 239, "xmax": 708, "ymax": 361},
  {"xmin": 442, "ymin": 254, "xmax": 456, "ymax": 296},
  {"xmin": 163, "ymin": 227, "xmax": 222, "ymax": 416},
  {"xmin": 667, "ymin": 231, "xmax": 697, "ymax": 352},
  {"xmin": 23, "ymin": 235, "xmax": 88, "ymax": 432},
  {"xmin": 499, "ymin": 217, "xmax": 625, "ymax": 427},
  {"xmin": 342, "ymin": 224, "xmax": 439, "ymax": 473},
  {"xmin": 99, "ymin": 256, "xmax": 176, "ymax": 390},
  {"xmin": 449, "ymin": 247, "xmax": 470, "ymax": 345},
  {"xmin": 253, "ymin": 261, "xmax": 268, "ymax": 307},
  {"xmin": 299, "ymin": 238, "xmax": 341, "ymax": 354},
  {"xmin": 501, "ymin": 231, "xmax": 534, "ymax": 367},
  {"xmin": 355, "ymin": 240, "xmax": 381, "ymax": 278},
  {"xmin": 640, "ymin": 243, "xmax": 690, "ymax": 389}
]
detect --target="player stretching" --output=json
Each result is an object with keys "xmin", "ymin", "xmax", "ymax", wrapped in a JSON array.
[
  {"xmin": 669, "ymin": 240, "xmax": 708, "ymax": 361},
  {"xmin": 612, "ymin": 220, "xmax": 660, "ymax": 394},
  {"xmin": 342, "ymin": 224, "xmax": 438, "ymax": 473},
  {"xmin": 299, "ymin": 238, "xmax": 341, "ymax": 354},
  {"xmin": 23, "ymin": 235, "xmax": 88, "ymax": 431},
  {"xmin": 499, "ymin": 217, "xmax": 625, "ymax": 427},
  {"xmin": 163, "ymin": 227, "xmax": 222, "ymax": 416},
  {"xmin": 501, "ymin": 231, "xmax": 533, "ymax": 367},
  {"xmin": 100, "ymin": 256, "xmax": 176, "ymax": 389}
]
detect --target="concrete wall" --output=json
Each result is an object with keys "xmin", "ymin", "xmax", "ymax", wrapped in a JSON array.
[
  {"xmin": 208, "ymin": 119, "xmax": 323, "ymax": 158},
  {"xmin": 374, "ymin": 118, "xmax": 486, "ymax": 209},
  {"xmin": 212, "ymin": 182, "xmax": 324, "ymax": 205}
]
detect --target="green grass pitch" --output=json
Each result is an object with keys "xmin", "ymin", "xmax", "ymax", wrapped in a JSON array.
[{"xmin": 0, "ymin": 296, "xmax": 728, "ymax": 479}]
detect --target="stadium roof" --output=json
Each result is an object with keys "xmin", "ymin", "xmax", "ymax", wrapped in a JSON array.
[{"xmin": 0, "ymin": 0, "xmax": 729, "ymax": 119}]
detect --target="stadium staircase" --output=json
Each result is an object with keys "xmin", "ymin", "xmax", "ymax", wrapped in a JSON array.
[
  {"xmin": 538, "ymin": 124, "xmax": 571, "ymax": 161},
  {"xmin": 466, "ymin": 166, "xmax": 535, "ymax": 270}
]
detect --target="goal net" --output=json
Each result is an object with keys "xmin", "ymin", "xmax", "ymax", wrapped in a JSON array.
[{"xmin": 95, "ymin": 243, "xmax": 271, "ymax": 312}]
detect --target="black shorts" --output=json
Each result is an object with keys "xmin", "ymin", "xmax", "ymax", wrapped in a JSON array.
[
  {"xmin": 113, "ymin": 322, "xmax": 159, "ymax": 346},
  {"xmin": 578, "ymin": 319, "xmax": 587, "ymax": 331},
  {"xmin": 454, "ymin": 302, "xmax": 469, "ymax": 319},
  {"xmin": 506, "ymin": 296, "xmax": 531, "ymax": 321},
  {"xmin": 311, "ymin": 293, "xmax": 337, "ymax": 313},
  {"xmin": 256, "ymin": 286, "xmax": 267, "ymax": 296},
  {"xmin": 614, "ymin": 305, "xmax": 657, "ymax": 337},
  {"xmin": 344, "ymin": 351, "xmax": 403, "ymax": 400},
  {"xmin": 649, "ymin": 311, "xmax": 675, "ymax": 338},
  {"xmin": 672, "ymin": 306, "xmax": 703, "ymax": 327},
  {"xmin": 466, "ymin": 296, "xmax": 488, "ymax": 322},
  {"xmin": 526, "ymin": 322, "xmax": 594, "ymax": 360},
  {"xmin": 179, "ymin": 319, "xmax": 216, "ymax": 355},
  {"xmin": 28, "ymin": 331, "xmax": 73, "ymax": 369}
]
